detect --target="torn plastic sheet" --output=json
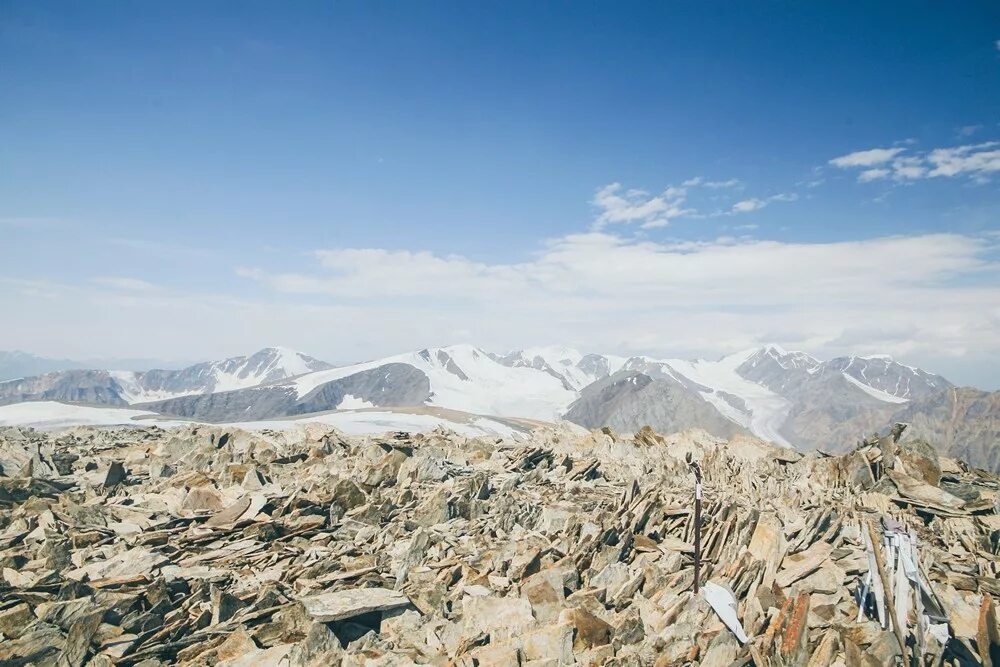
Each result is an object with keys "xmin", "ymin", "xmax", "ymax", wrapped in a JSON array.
[{"xmin": 703, "ymin": 580, "xmax": 749, "ymax": 644}]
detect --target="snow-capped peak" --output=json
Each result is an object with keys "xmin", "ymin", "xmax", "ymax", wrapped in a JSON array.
[
  {"xmin": 516, "ymin": 345, "xmax": 585, "ymax": 366},
  {"xmin": 827, "ymin": 354, "xmax": 949, "ymax": 400},
  {"xmin": 498, "ymin": 346, "xmax": 630, "ymax": 391},
  {"xmin": 110, "ymin": 347, "xmax": 333, "ymax": 404},
  {"xmin": 253, "ymin": 346, "xmax": 323, "ymax": 379},
  {"xmin": 738, "ymin": 345, "xmax": 820, "ymax": 371}
]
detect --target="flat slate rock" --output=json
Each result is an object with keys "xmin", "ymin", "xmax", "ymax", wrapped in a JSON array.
[{"xmin": 299, "ymin": 586, "xmax": 412, "ymax": 622}]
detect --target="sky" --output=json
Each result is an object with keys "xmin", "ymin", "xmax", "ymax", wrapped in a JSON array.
[{"xmin": 1, "ymin": 2, "xmax": 999, "ymax": 387}]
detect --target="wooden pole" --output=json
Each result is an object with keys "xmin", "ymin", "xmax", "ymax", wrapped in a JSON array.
[{"xmin": 687, "ymin": 452, "xmax": 703, "ymax": 594}]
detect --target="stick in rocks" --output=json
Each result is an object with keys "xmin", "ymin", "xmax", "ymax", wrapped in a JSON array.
[{"xmin": 687, "ymin": 452, "xmax": 703, "ymax": 594}]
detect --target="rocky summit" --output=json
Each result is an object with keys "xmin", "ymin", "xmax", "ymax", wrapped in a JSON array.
[{"xmin": 2, "ymin": 420, "xmax": 1000, "ymax": 666}]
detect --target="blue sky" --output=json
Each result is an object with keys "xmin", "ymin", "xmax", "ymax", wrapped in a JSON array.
[{"xmin": 2, "ymin": 2, "xmax": 999, "ymax": 387}]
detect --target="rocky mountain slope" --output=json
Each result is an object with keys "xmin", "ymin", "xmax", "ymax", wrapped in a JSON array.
[
  {"xmin": 884, "ymin": 387, "xmax": 1000, "ymax": 471},
  {"xmin": 141, "ymin": 362, "xmax": 432, "ymax": 422},
  {"xmin": 563, "ymin": 370, "xmax": 748, "ymax": 439}
]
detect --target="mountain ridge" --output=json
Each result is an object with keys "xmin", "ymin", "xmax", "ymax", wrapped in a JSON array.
[{"xmin": 1, "ymin": 342, "xmax": 995, "ymax": 469}]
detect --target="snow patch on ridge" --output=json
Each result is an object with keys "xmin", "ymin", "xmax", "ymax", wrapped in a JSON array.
[
  {"xmin": 664, "ymin": 349, "xmax": 793, "ymax": 447},
  {"xmin": 109, "ymin": 371, "xmax": 200, "ymax": 404},
  {"xmin": 841, "ymin": 373, "xmax": 909, "ymax": 404},
  {"xmin": 337, "ymin": 394, "xmax": 376, "ymax": 410}
]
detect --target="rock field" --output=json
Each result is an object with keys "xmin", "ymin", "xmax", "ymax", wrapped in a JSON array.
[{"xmin": 1, "ymin": 420, "xmax": 1000, "ymax": 666}]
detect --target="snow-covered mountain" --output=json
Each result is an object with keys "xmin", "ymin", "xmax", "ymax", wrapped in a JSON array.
[
  {"xmin": 0, "ymin": 350, "xmax": 182, "ymax": 382},
  {"xmin": 3, "ymin": 341, "xmax": 990, "ymax": 465},
  {"xmin": 826, "ymin": 354, "xmax": 949, "ymax": 400},
  {"xmin": 491, "ymin": 346, "xmax": 628, "ymax": 391},
  {"xmin": 111, "ymin": 346, "xmax": 331, "ymax": 403},
  {"xmin": 129, "ymin": 343, "xmax": 951, "ymax": 441},
  {"xmin": 292, "ymin": 344, "xmax": 577, "ymax": 420},
  {"xmin": 0, "ymin": 347, "xmax": 331, "ymax": 407},
  {"xmin": 143, "ymin": 344, "xmax": 579, "ymax": 422}
]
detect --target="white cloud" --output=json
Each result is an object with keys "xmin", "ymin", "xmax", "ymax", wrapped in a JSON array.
[
  {"xmin": 831, "ymin": 141, "xmax": 1000, "ymax": 183},
  {"xmin": 890, "ymin": 156, "xmax": 927, "ymax": 180},
  {"xmin": 703, "ymin": 178, "xmax": 742, "ymax": 189},
  {"xmin": 769, "ymin": 193, "xmax": 798, "ymax": 203},
  {"xmin": 226, "ymin": 231, "xmax": 1000, "ymax": 368},
  {"xmin": 591, "ymin": 182, "xmax": 695, "ymax": 229},
  {"xmin": 732, "ymin": 198, "xmax": 765, "ymax": 213},
  {"xmin": 592, "ymin": 177, "xmax": 752, "ymax": 227},
  {"xmin": 730, "ymin": 193, "xmax": 797, "ymax": 214},
  {"xmin": 829, "ymin": 147, "xmax": 904, "ymax": 168},
  {"xmin": 926, "ymin": 142, "xmax": 1000, "ymax": 179},
  {"xmin": 858, "ymin": 168, "xmax": 890, "ymax": 183},
  {"xmin": 4, "ymin": 229, "xmax": 999, "ymax": 386}
]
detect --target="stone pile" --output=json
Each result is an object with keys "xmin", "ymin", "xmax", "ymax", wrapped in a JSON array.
[{"xmin": 1, "ymin": 420, "xmax": 999, "ymax": 666}]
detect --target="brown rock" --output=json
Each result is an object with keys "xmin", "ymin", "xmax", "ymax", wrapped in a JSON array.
[
  {"xmin": 0, "ymin": 602, "xmax": 33, "ymax": 639},
  {"xmin": 559, "ymin": 607, "xmax": 613, "ymax": 650}
]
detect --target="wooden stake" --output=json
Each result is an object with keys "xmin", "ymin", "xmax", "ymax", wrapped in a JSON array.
[{"xmin": 687, "ymin": 452, "xmax": 703, "ymax": 594}]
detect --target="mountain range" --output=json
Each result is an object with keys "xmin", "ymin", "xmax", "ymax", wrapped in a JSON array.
[
  {"xmin": 0, "ymin": 350, "xmax": 188, "ymax": 381},
  {"xmin": 1, "ymin": 343, "xmax": 996, "ymax": 469}
]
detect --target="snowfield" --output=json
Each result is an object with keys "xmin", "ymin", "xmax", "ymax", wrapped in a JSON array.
[
  {"xmin": 0, "ymin": 401, "xmax": 185, "ymax": 430},
  {"xmin": 109, "ymin": 371, "xmax": 200, "ymax": 404},
  {"xmin": 0, "ymin": 400, "xmax": 525, "ymax": 439},
  {"xmin": 294, "ymin": 344, "xmax": 577, "ymax": 421}
]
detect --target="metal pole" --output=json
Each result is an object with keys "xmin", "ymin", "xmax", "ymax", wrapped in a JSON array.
[{"xmin": 687, "ymin": 452, "xmax": 702, "ymax": 594}]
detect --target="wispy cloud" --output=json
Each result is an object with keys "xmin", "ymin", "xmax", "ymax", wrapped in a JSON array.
[
  {"xmin": 957, "ymin": 124, "xmax": 983, "ymax": 139},
  {"xmin": 730, "ymin": 193, "xmax": 798, "ymax": 215},
  {"xmin": 830, "ymin": 141, "xmax": 1000, "ymax": 183},
  {"xmin": 683, "ymin": 177, "xmax": 742, "ymax": 189},
  {"xmin": 591, "ymin": 183, "xmax": 693, "ymax": 229},
  {"xmin": 829, "ymin": 147, "xmax": 904, "ymax": 168},
  {"xmin": 227, "ymin": 225, "xmax": 1000, "ymax": 368},
  {"xmin": 732, "ymin": 198, "xmax": 765, "ymax": 213},
  {"xmin": 5, "ymin": 221, "xmax": 999, "ymax": 379},
  {"xmin": 703, "ymin": 178, "xmax": 742, "ymax": 189},
  {"xmin": 593, "ymin": 178, "xmax": 784, "ymax": 227}
]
